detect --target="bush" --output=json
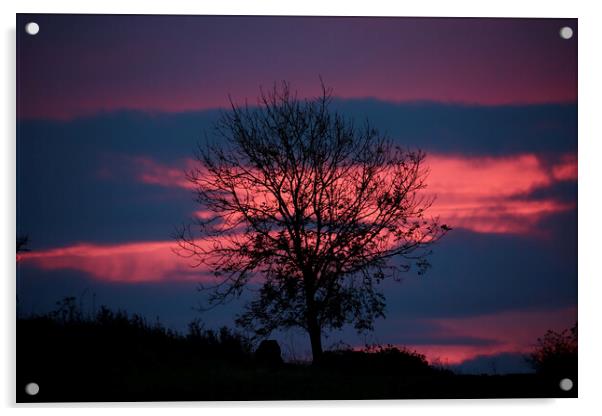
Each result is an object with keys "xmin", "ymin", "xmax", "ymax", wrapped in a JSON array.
[
  {"xmin": 321, "ymin": 344, "xmax": 433, "ymax": 375},
  {"xmin": 528, "ymin": 324, "xmax": 577, "ymax": 378}
]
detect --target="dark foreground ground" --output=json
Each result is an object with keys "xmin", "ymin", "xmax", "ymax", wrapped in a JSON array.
[{"xmin": 16, "ymin": 308, "xmax": 577, "ymax": 402}]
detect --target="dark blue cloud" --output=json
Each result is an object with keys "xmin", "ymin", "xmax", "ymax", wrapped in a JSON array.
[
  {"xmin": 379, "ymin": 217, "xmax": 576, "ymax": 319},
  {"xmin": 332, "ymin": 100, "xmax": 577, "ymax": 156},
  {"xmin": 519, "ymin": 179, "xmax": 577, "ymax": 205},
  {"xmin": 17, "ymin": 112, "xmax": 215, "ymax": 248},
  {"xmin": 366, "ymin": 319, "xmax": 502, "ymax": 347}
]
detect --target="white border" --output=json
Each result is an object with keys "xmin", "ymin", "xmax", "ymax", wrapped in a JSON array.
[{"xmin": 3, "ymin": 1, "xmax": 602, "ymax": 414}]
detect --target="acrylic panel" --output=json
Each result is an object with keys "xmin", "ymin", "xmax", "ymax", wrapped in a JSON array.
[{"xmin": 16, "ymin": 14, "xmax": 578, "ymax": 402}]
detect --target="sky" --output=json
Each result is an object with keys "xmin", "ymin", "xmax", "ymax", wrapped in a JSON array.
[{"xmin": 16, "ymin": 14, "xmax": 577, "ymax": 373}]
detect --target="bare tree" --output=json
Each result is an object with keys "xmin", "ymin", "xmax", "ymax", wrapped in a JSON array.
[{"xmin": 176, "ymin": 82, "xmax": 449, "ymax": 362}]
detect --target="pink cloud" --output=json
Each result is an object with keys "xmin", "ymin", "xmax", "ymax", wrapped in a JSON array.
[
  {"xmin": 551, "ymin": 154, "xmax": 578, "ymax": 181},
  {"xmin": 427, "ymin": 154, "xmax": 552, "ymax": 197},
  {"xmin": 422, "ymin": 153, "xmax": 576, "ymax": 234},
  {"xmin": 132, "ymin": 156, "xmax": 198, "ymax": 190},
  {"xmin": 19, "ymin": 241, "xmax": 211, "ymax": 283},
  {"xmin": 129, "ymin": 152, "xmax": 577, "ymax": 235}
]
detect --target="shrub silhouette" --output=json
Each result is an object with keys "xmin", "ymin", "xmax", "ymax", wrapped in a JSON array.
[
  {"xmin": 186, "ymin": 318, "xmax": 253, "ymax": 361},
  {"xmin": 321, "ymin": 344, "xmax": 433, "ymax": 375},
  {"xmin": 528, "ymin": 323, "xmax": 577, "ymax": 378},
  {"xmin": 19, "ymin": 297, "xmax": 253, "ymax": 372}
]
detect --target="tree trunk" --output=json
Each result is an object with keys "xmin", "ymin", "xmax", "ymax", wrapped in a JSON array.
[
  {"xmin": 308, "ymin": 316, "xmax": 323, "ymax": 364},
  {"xmin": 304, "ymin": 270, "xmax": 323, "ymax": 364}
]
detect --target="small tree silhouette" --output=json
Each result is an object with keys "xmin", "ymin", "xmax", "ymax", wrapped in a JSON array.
[
  {"xmin": 528, "ymin": 324, "xmax": 577, "ymax": 378},
  {"xmin": 16, "ymin": 235, "xmax": 29, "ymax": 255},
  {"xmin": 176, "ymin": 82, "xmax": 448, "ymax": 362}
]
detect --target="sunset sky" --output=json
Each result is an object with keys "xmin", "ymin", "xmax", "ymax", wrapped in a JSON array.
[{"xmin": 16, "ymin": 14, "xmax": 577, "ymax": 373}]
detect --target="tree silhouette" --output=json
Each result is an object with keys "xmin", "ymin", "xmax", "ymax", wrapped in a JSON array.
[
  {"xmin": 528, "ymin": 324, "xmax": 577, "ymax": 378},
  {"xmin": 17, "ymin": 234, "xmax": 30, "ymax": 254},
  {"xmin": 176, "ymin": 82, "xmax": 449, "ymax": 362}
]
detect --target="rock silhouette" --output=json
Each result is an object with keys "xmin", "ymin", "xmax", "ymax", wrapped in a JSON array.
[{"xmin": 255, "ymin": 340, "xmax": 283, "ymax": 367}]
